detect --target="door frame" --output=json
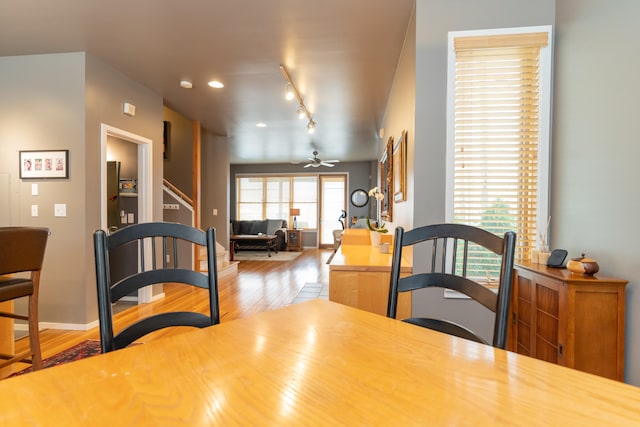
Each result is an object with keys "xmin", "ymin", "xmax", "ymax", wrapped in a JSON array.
[
  {"xmin": 319, "ymin": 173, "xmax": 347, "ymax": 248},
  {"xmin": 100, "ymin": 124, "xmax": 154, "ymax": 303}
]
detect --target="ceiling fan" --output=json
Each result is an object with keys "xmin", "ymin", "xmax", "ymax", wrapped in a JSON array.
[{"xmin": 304, "ymin": 150, "xmax": 340, "ymax": 168}]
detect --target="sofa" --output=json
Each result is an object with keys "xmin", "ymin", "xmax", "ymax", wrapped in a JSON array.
[{"xmin": 230, "ymin": 219, "xmax": 288, "ymax": 252}]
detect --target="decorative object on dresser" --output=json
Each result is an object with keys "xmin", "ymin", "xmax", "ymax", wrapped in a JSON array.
[
  {"xmin": 286, "ymin": 229, "xmax": 302, "ymax": 252},
  {"xmin": 509, "ymin": 262, "xmax": 628, "ymax": 381},
  {"xmin": 566, "ymin": 253, "xmax": 599, "ymax": 275}
]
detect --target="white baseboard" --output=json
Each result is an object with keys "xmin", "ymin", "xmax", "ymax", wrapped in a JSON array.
[
  {"xmin": 14, "ymin": 319, "xmax": 100, "ymax": 332},
  {"xmin": 13, "ymin": 291, "xmax": 165, "ymax": 333}
]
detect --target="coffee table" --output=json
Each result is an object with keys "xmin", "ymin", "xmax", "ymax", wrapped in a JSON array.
[{"xmin": 229, "ymin": 234, "xmax": 278, "ymax": 260}]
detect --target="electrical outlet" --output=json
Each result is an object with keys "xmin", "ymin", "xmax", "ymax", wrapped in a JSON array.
[
  {"xmin": 31, "ymin": 204, "xmax": 38, "ymax": 217},
  {"xmin": 213, "ymin": 208, "xmax": 218, "ymax": 216}
]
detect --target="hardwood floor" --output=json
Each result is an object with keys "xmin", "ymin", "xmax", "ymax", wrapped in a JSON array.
[{"xmin": 10, "ymin": 248, "xmax": 333, "ymax": 373}]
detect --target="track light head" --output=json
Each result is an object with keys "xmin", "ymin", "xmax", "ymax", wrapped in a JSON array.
[
  {"xmin": 307, "ymin": 120, "xmax": 316, "ymax": 134},
  {"xmin": 297, "ymin": 107, "xmax": 306, "ymax": 119},
  {"xmin": 285, "ymin": 84, "xmax": 295, "ymax": 101}
]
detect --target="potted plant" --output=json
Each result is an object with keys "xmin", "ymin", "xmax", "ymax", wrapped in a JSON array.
[{"xmin": 367, "ymin": 187, "xmax": 388, "ymax": 246}]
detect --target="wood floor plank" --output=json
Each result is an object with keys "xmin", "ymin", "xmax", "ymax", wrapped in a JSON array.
[{"xmin": 6, "ymin": 248, "xmax": 334, "ymax": 375}]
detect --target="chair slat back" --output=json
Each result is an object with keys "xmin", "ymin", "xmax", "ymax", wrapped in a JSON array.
[
  {"xmin": 0, "ymin": 227, "xmax": 49, "ymax": 275},
  {"xmin": 388, "ymin": 223, "xmax": 516, "ymax": 349},
  {"xmin": 94, "ymin": 222, "xmax": 220, "ymax": 353}
]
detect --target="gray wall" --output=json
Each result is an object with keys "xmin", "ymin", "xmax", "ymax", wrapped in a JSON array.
[
  {"xmin": 411, "ymin": 0, "xmax": 556, "ymax": 346},
  {"xmin": 201, "ymin": 130, "xmax": 230, "ymax": 249},
  {"xmin": 0, "ymin": 52, "xmax": 164, "ymax": 327},
  {"xmin": 553, "ymin": 0, "xmax": 640, "ymax": 385},
  {"xmin": 163, "ymin": 106, "xmax": 194, "ymax": 198},
  {"xmin": 410, "ymin": 0, "xmax": 640, "ymax": 385}
]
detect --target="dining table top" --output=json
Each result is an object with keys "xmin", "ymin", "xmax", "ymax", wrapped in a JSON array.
[{"xmin": 2, "ymin": 299, "xmax": 640, "ymax": 426}]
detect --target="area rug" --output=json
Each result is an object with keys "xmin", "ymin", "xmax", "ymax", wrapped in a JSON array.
[
  {"xmin": 9, "ymin": 339, "xmax": 103, "ymax": 377},
  {"xmin": 233, "ymin": 250, "xmax": 302, "ymax": 261}
]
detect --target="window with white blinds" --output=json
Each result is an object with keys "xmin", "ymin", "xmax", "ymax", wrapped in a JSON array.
[
  {"xmin": 446, "ymin": 26, "xmax": 553, "ymax": 267},
  {"xmin": 236, "ymin": 175, "xmax": 318, "ymax": 228}
]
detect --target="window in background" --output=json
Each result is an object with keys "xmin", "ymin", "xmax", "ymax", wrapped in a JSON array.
[
  {"xmin": 237, "ymin": 175, "xmax": 318, "ymax": 229},
  {"xmin": 446, "ymin": 26, "xmax": 553, "ymax": 267}
]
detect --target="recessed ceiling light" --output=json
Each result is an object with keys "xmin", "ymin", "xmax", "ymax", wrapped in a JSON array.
[
  {"xmin": 180, "ymin": 80, "xmax": 193, "ymax": 89},
  {"xmin": 256, "ymin": 122, "xmax": 267, "ymax": 128},
  {"xmin": 208, "ymin": 80, "xmax": 224, "ymax": 89}
]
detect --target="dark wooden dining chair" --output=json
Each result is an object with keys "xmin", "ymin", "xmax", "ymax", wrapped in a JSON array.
[
  {"xmin": 387, "ymin": 223, "xmax": 516, "ymax": 349},
  {"xmin": 0, "ymin": 226, "xmax": 49, "ymax": 371},
  {"xmin": 93, "ymin": 222, "xmax": 220, "ymax": 353}
]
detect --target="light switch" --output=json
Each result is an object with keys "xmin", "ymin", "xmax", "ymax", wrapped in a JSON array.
[
  {"xmin": 127, "ymin": 213, "xmax": 135, "ymax": 223},
  {"xmin": 213, "ymin": 208, "xmax": 218, "ymax": 216},
  {"xmin": 31, "ymin": 204, "xmax": 38, "ymax": 217},
  {"xmin": 31, "ymin": 183, "xmax": 39, "ymax": 196},
  {"xmin": 54, "ymin": 203, "xmax": 67, "ymax": 217}
]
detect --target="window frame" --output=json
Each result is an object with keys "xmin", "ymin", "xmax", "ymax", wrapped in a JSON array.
[
  {"xmin": 445, "ymin": 25, "xmax": 554, "ymax": 262},
  {"xmin": 236, "ymin": 174, "xmax": 319, "ymax": 229}
]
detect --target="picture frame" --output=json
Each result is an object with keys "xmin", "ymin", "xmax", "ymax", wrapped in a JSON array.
[
  {"xmin": 163, "ymin": 120, "xmax": 171, "ymax": 160},
  {"xmin": 380, "ymin": 136, "xmax": 393, "ymax": 222},
  {"xmin": 19, "ymin": 150, "xmax": 69, "ymax": 179},
  {"xmin": 393, "ymin": 130, "xmax": 407, "ymax": 202},
  {"xmin": 119, "ymin": 178, "xmax": 137, "ymax": 194}
]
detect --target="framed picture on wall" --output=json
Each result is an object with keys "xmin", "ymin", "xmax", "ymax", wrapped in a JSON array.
[
  {"xmin": 380, "ymin": 136, "xmax": 393, "ymax": 222},
  {"xmin": 19, "ymin": 150, "xmax": 69, "ymax": 179},
  {"xmin": 393, "ymin": 130, "xmax": 407, "ymax": 202}
]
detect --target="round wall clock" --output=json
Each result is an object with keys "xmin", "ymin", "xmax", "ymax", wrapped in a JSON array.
[{"xmin": 350, "ymin": 189, "xmax": 368, "ymax": 207}]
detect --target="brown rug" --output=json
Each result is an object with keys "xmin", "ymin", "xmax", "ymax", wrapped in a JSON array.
[{"xmin": 9, "ymin": 339, "xmax": 104, "ymax": 377}]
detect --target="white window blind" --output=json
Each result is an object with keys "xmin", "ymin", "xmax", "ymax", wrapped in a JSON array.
[
  {"xmin": 447, "ymin": 27, "xmax": 552, "ymax": 266},
  {"xmin": 236, "ymin": 175, "xmax": 318, "ymax": 228}
]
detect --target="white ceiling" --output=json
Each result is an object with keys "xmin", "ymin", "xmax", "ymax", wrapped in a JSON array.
[{"xmin": 0, "ymin": 0, "xmax": 414, "ymax": 165}]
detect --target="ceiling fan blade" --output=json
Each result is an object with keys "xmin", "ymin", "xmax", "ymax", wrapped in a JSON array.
[
  {"xmin": 325, "ymin": 160, "xmax": 340, "ymax": 163},
  {"xmin": 320, "ymin": 162, "xmax": 335, "ymax": 167},
  {"xmin": 303, "ymin": 163, "xmax": 312, "ymax": 168}
]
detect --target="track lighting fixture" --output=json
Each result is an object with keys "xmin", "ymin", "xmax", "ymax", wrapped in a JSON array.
[{"xmin": 280, "ymin": 65, "xmax": 316, "ymax": 132}]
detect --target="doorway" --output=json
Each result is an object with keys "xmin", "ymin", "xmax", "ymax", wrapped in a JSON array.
[
  {"xmin": 319, "ymin": 174, "xmax": 346, "ymax": 247},
  {"xmin": 100, "ymin": 124, "xmax": 153, "ymax": 302}
]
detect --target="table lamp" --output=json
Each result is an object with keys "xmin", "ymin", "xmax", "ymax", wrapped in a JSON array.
[{"xmin": 290, "ymin": 208, "xmax": 300, "ymax": 229}]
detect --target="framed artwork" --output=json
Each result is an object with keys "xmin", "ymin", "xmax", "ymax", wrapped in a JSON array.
[
  {"xmin": 380, "ymin": 136, "xmax": 393, "ymax": 222},
  {"xmin": 19, "ymin": 150, "xmax": 69, "ymax": 179},
  {"xmin": 163, "ymin": 120, "xmax": 171, "ymax": 160},
  {"xmin": 393, "ymin": 130, "xmax": 407, "ymax": 202}
]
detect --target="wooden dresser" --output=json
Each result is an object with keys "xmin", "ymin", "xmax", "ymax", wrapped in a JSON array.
[{"xmin": 508, "ymin": 262, "xmax": 628, "ymax": 381}]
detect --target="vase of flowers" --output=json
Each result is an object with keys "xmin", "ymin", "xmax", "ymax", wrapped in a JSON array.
[{"xmin": 367, "ymin": 187, "xmax": 388, "ymax": 247}]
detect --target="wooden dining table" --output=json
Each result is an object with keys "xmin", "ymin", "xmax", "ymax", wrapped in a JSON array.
[{"xmin": 2, "ymin": 299, "xmax": 640, "ymax": 426}]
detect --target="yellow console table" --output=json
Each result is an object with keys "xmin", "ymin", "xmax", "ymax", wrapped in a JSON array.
[{"xmin": 329, "ymin": 230, "xmax": 412, "ymax": 318}]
